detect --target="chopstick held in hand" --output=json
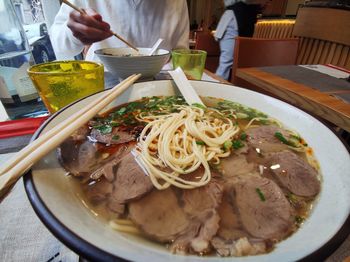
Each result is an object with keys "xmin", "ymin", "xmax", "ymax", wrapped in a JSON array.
[
  {"xmin": 0, "ymin": 74, "xmax": 141, "ymax": 200},
  {"xmin": 61, "ymin": 0, "xmax": 139, "ymax": 52}
]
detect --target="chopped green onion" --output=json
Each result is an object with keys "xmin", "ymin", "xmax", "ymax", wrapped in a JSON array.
[
  {"xmin": 94, "ymin": 125, "xmax": 113, "ymax": 134},
  {"xmin": 287, "ymin": 193, "xmax": 299, "ymax": 206},
  {"xmin": 274, "ymin": 132, "xmax": 296, "ymax": 147},
  {"xmin": 232, "ymin": 140, "xmax": 244, "ymax": 149},
  {"xmin": 110, "ymin": 122, "xmax": 120, "ymax": 127},
  {"xmin": 240, "ymin": 132, "xmax": 247, "ymax": 141},
  {"xmin": 223, "ymin": 140, "xmax": 232, "ymax": 151},
  {"xmin": 112, "ymin": 135, "xmax": 120, "ymax": 141},
  {"xmin": 255, "ymin": 188, "xmax": 266, "ymax": 202},
  {"xmin": 196, "ymin": 141, "xmax": 205, "ymax": 146},
  {"xmin": 192, "ymin": 103, "xmax": 206, "ymax": 110},
  {"xmin": 236, "ymin": 113, "xmax": 249, "ymax": 119},
  {"xmin": 295, "ymin": 216, "xmax": 304, "ymax": 225},
  {"xmin": 117, "ymin": 107, "xmax": 127, "ymax": 115}
]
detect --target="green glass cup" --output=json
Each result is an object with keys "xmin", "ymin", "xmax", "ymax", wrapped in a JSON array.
[
  {"xmin": 27, "ymin": 61, "xmax": 104, "ymax": 113},
  {"xmin": 171, "ymin": 49, "xmax": 207, "ymax": 80}
]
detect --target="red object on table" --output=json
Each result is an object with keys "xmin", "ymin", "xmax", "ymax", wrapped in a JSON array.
[{"xmin": 0, "ymin": 116, "xmax": 49, "ymax": 139}]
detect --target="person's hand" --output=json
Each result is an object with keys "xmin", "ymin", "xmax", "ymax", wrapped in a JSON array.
[{"xmin": 67, "ymin": 8, "xmax": 113, "ymax": 45}]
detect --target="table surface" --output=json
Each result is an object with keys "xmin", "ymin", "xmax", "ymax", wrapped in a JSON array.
[
  {"xmin": 0, "ymin": 69, "xmax": 349, "ymax": 261},
  {"xmin": 236, "ymin": 65, "xmax": 350, "ymax": 132}
]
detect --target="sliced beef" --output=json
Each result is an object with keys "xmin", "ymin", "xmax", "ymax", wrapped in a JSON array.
[
  {"xmin": 84, "ymin": 177, "xmax": 113, "ymax": 204},
  {"xmin": 90, "ymin": 127, "xmax": 135, "ymax": 145},
  {"xmin": 90, "ymin": 160, "xmax": 118, "ymax": 182},
  {"xmin": 129, "ymin": 188, "xmax": 191, "ymax": 242},
  {"xmin": 264, "ymin": 150, "xmax": 320, "ymax": 197},
  {"xmin": 89, "ymin": 142, "xmax": 135, "ymax": 182},
  {"xmin": 179, "ymin": 180, "xmax": 223, "ymax": 253},
  {"xmin": 233, "ymin": 175, "xmax": 295, "ymax": 241},
  {"xmin": 211, "ymin": 174, "xmax": 294, "ymax": 256},
  {"xmin": 58, "ymin": 134, "xmax": 135, "ymax": 178},
  {"xmin": 107, "ymin": 152, "xmax": 153, "ymax": 205},
  {"xmin": 220, "ymin": 154, "xmax": 257, "ymax": 177},
  {"xmin": 246, "ymin": 125, "xmax": 290, "ymax": 153},
  {"xmin": 211, "ymin": 179, "xmax": 270, "ymax": 256},
  {"xmin": 129, "ymin": 179, "xmax": 224, "ymax": 254},
  {"xmin": 71, "ymin": 126, "xmax": 90, "ymax": 141},
  {"xmin": 58, "ymin": 139, "xmax": 100, "ymax": 176},
  {"xmin": 215, "ymin": 184, "xmax": 250, "ymax": 241}
]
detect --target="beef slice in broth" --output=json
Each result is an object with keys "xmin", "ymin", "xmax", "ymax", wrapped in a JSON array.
[
  {"xmin": 58, "ymin": 139, "xmax": 99, "ymax": 176},
  {"xmin": 220, "ymin": 153, "xmax": 257, "ymax": 177},
  {"xmin": 233, "ymin": 175, "xmax": 295, "ymax": 241},
  {"xmin": 211, "ymin": 174, "xmax": 295, "ymax": 256},
  {"xmin": 179, "ymin": 180, "xmax": 223, "ymax": 253},
  {"xmin": 90, "ymin": 127, "xmax": 136, "ymax": 145},
  {"xmin": 108, "ymin": 151, "xmax": 153, "ymax": 205},
  {"xmin": 128, "ymin": 180, "xmax": 224, "ymax": 254},
  {"xmin": 263, "ymin": 150, "xmax": 320, "ymax": 197},
  {"xmin": 128, "ymin": 187, "xmax": 191, "ymax": 242},
  {"xmin": 246, "ymin": 125, "xmax": 290, "ymax": 153}
]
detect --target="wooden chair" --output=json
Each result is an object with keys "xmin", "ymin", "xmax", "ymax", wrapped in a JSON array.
[
  {"xmin": 231, "ymin": 37, "xmax": 299, "ymax": 88},
  {"xmin": 292, "ymin": 6, "xmax": 350, "ymax": 69},
  {"xmin": 194, "ymin": 32, "xmax": 220, "ymax": 73}
]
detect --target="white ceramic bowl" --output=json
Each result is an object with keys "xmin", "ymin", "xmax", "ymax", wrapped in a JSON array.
[
  {"xmin": 95, "ymin": 48, "xmax": 170, "ymax": 80},
  {"xmin": 24, "ymin": 80, "xmax": 350, "ymax": 262}
]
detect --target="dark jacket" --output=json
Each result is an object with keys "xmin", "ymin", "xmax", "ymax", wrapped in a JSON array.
[{"xmin": 227, "ymin": 2, "xmax": 261, "ymax": 37}]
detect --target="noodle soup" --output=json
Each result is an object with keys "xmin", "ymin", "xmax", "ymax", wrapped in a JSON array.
[{"xmin": 58, "ymin": 96, "xmax": 321, "ymax": 257}]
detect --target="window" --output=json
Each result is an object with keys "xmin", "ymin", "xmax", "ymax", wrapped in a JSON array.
[{"xmin": 12, "ymin": 0, "xmax": 56, "ymax": 63}]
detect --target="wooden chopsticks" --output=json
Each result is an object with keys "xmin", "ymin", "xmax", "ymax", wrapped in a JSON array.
[
  {"xmin": 0, "ymin": 74, "xmax": 141, "ymax": 199},
  {"xmin": 61, "ymin": 0, "xmax": 139, "ymax": 52}
]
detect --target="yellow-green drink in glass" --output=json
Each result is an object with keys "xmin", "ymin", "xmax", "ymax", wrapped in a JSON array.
[
  {"xmin": 172, "ymin": 49, "xmax": 207, "ymax": 80},
  {"xmin": 27, "ymin": 61, "xmax": 104, "ymax": 113}
]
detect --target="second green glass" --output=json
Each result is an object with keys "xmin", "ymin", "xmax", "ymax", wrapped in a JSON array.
[{"xmin": 172, "ymin": 49, "xmax": 207, "ymax": 80}]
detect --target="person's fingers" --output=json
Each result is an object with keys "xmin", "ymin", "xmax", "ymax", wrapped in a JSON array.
[
  {"xmin": 69, "ymin": 9, "xmax": 110, "ymax": 32},
  {"xmin": 83, "ymin": 8, "xmax": 102, "ymax": 22},
  {"xmin": 67, "ymin": 19, "xmax": 113, "ymax": 44}
]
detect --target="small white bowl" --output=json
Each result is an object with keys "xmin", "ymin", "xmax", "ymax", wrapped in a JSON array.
[{"xmin": 95, "ymin": 48, "xmax": 170, "ymax": 80}]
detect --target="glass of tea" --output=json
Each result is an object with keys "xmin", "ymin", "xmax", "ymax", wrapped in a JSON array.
[
  {"xmin": 27, "ymin": 61, "xmax": 104, "ymax": 113},
  {"xmin": 171, "ymin": 49, "xmax": 207, "ymax": 80}
]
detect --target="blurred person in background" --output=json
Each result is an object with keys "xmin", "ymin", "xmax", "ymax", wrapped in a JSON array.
[
  {"xmin": 215, "ymin": 0, "xmax": 269, "ymax": 80},
  {"xmin": 50, "ymin": 0, "xmax": 189, "ymax": 61}
]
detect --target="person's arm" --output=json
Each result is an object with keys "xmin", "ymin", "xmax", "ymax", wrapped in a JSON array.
[{"xmin": 50, "ymin": 1, "xmax": 112, "ymax": 60}]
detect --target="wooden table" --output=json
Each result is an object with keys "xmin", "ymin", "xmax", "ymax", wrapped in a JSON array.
[{"xmin": 236, "ymin": 67, "xmax": 350, "ymax": 132}]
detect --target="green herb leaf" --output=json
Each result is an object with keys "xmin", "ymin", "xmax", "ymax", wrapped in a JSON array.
[
  {"xmin": 232, "ymin": 140, "xmax": 244, "ymax": 149},
  {"xmin": 110, "ymin": 122, "xmax": 120, "ymax": 127},
  {"xmin": 112, "ymin": 135, "xmax": 120, "ymax": 141},
  {"xmin": 117, "ymin": 107, "xmax": 127, "ymax": 115},
  {"xmin": 223, "ymin": 140, "xmax": 232, "ymax": 151},
  {"xmin": 295, "ymin": 216, "xmax": 304, "ymax": 225},
  {"xmin": 274, "ymin": 132, "xmax": 296, "ymax": 147},
  {"xmin": 240, "ymin": 132, "xmax": 247, "ymax": 141},
  {"xmin": 94, "ymin": 125, "xmax": 112, "ymax": 134},
  {"xmin": 216, "ymin": 100, "xmax": 267, "ymax": 120},
  {"xmin": 196, "ymin": 141, "xmax": 205, "ymax": 146},
  {"xmin": 255, "ymin": 188, "xmax": 266, "ymax": 202},
  {"xmin": 192, "ymin": 103, "xmax": 206, "ymax": 110}
]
